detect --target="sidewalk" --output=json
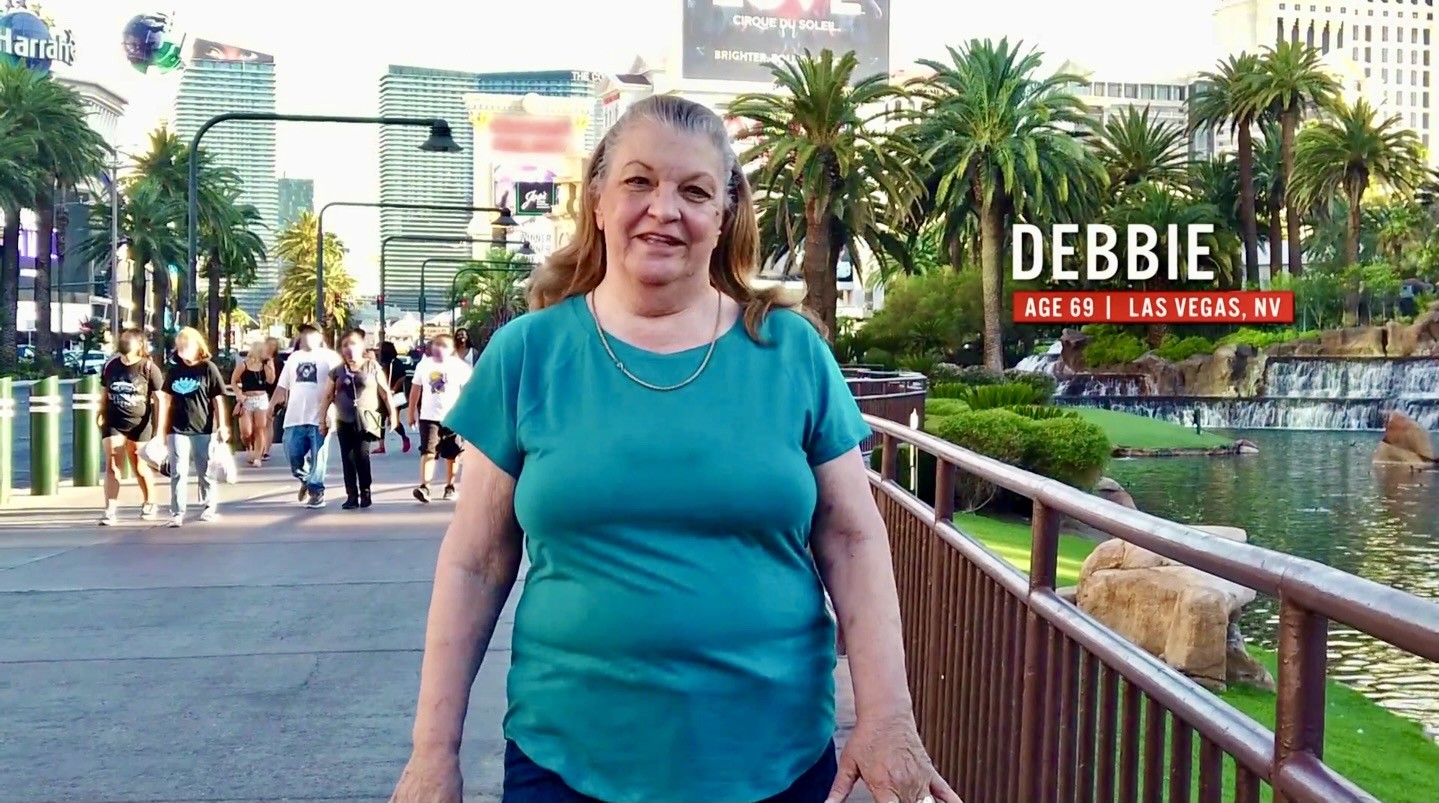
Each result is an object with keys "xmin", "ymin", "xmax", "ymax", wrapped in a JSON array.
[{"xmin": 0, "ymin": 442, "xmax": 871, "ymax": 803}]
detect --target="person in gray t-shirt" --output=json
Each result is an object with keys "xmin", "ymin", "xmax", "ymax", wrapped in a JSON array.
[{"xmin": 319, "ymin": 330, "xmax": 399, "ymax": 509}]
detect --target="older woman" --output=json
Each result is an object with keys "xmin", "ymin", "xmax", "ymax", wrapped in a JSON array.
[{"xmin": 389, "ymin": 95, "xmax": 957, "ymax": 803}]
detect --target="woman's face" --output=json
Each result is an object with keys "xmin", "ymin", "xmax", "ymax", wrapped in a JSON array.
[
  {"xmin": 176, "ymin": 337, "xmax": 199, "ymax": 363},
  {"xmin": 593, "ymin": 120, "xmax": 727, "ymax": 291}
]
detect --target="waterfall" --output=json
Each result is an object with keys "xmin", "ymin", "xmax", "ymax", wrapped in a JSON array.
[
  {"xmin": 1053, "ymin": 356, "xmax": 1439, "ymax": 431},
  {"xmin": 1014, "ymin": 341, "xmax": 1061, "ymax": 375}
]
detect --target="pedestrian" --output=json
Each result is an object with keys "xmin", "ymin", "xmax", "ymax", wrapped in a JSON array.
[
  {"xmin": 407, "ymin": 333, "xmax": 472, "ymax": 503},
  {"xmin": 377, "ymin": 341, "xmax": 413, "ymax": 455},
  {"xmin": 453, "ymin": 327, "xmax": 478, "ymax": 366},
  {"xmin": 272, "ymin": 324, "xmax": 342, "ymax": 509},
  {"xmin": 319, "ymin": 329, "xmax": 398, "ymax": 509},
  {"xmin": 231, "ymin": 339, "xmax": 277, "ymax": 467},
  {"xmin": 158, "ymin": 327, "xmax": 229, "ymax": 528},
  {"xmin": 388, "ymin": 95, "xmax": 953, "ymax": 803},
  {"xmin": 96, "ymin": 327, "xmax": 165, "ymax": 526}
]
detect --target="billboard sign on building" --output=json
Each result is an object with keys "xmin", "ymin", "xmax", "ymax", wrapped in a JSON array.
[
  {"xmin": 0, "ymin": 1, "xmax": 76, "ymax": 75},
  {"xmin": 514, "ymin": 181, "xmax": 557, "ymax": 216},
  {"xmin": 681, "ymin": 0, "xmax": 890, "ymax": 84},
  {"xmin": 191, "ymin": 37, "xmax": 273, "ymax": 64}
]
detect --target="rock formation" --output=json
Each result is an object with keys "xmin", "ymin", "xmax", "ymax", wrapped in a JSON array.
[
  {"xmin": 1074, "ymin": 525, "xmax": 1276, "ymax": 693},
  {"xmin": 1373, "ymin": 411, "xmax": 1437, "ymax": 468}
]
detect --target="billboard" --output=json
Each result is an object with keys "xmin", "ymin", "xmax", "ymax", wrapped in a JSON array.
[
  {"xmin": 514, "ymin": 182, "xmax": 558, "ymax": 217},
  {"xmin": 191, "ymin": 37, "xmax": 273, "ymax": 64},
  {"xmin": 681, "ymin": 0, "xmax": 890, "ymax": 84}
]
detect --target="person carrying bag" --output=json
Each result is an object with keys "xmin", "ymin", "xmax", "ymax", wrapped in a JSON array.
[{"xmin": 319, "ymin": 329, "xmax": 399, "ymax": 510}]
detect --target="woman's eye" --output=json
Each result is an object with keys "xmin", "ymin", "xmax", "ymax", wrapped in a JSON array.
[
  {"xmin": 685, "ymin": 187, "xmax": 711, "ymax": 200},
  {"xmin": 624, "ymin": 176, "xmax": 649, "ymax": 188}
]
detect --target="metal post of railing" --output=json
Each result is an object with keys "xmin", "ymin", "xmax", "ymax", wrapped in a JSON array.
[
  {"xmin": 0, "ymin": 376, "xmax": 12, "ymax": 506},
  {"xmin": 72, "ymin": 375, "xmax": 103, "ymax": 487},
  {"xmin": 28, "ymin": 376, "xmax": 62, "ymax": 496}
]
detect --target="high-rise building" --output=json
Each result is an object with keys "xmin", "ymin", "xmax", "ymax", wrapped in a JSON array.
[
  {"xmin": 1215, "ymin": 0, "xmax": 1437, "ymax": 164},
  {"xmin": 377, "ymin": 67, "xmax": 598, "ymax": 314},
  {"xmin": 1059, "ymin": 62, "xmax": 1213, "ymax": 158},
  {"xmin": 172, "ymin": 38, "xmax": 279, "ymax": 316},
  {"xmin": 277, "ymin": 177, "xmax": 314, "ymax": 230}
]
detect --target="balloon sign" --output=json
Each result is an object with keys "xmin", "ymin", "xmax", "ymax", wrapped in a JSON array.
[
  {"xmin": 121, "ymin": 11, "xmax": 184, "ymax": 74},
  {"xmin": 0, "ymin": 2, "xmax": 76, "ymax": 75}
]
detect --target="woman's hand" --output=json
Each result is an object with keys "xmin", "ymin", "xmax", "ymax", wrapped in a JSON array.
[
  {"xmin": 389, "ymin": 749, "xmax": 462, "ymax": 803},
  {"xmin": 826, "ymin": 713, "xmax": 962, "ymax": 803}
]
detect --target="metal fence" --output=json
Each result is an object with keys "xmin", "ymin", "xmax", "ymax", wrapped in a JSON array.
[{"xmin": 865, "ymin": 415, "xmax": 1439, "ymax": 803}]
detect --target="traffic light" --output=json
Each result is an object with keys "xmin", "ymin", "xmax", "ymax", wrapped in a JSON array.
[{"xmin": 376, "ymin": 294, "xmax": 386, "ymax": 306}]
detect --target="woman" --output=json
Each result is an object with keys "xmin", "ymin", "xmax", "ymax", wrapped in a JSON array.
[
  {"xmin": 376, "ymin": 341, "xmax": 412, "ymax": 454},
  {"xmin": 319, "ymin": 329, "xmax": 398, "ymax": 509},
  {"xmin": 231, "ymin": 340, "xmax": 276, "ymax": 467},
  {"xmin": 389, "ymin": 96, "xmax": 955, "ymax": 803},
  {"xmin": 96, "ymin": 328, "xmax": 166, "ymax": 526},
  {"xmin": 158, "ymin": 327, "xmax": 228, "ymax": 528},
  {"xmin": 452, "ymin": 327, "xmax": 478, "ymax": 366}
]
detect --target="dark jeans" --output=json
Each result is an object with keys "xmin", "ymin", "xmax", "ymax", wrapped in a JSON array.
[
  {"xmin": 501, "ymin": 738, "xmax": 837, "ymax": 803},
  {"xmin": 335, "ymin": 420, "xmax": 372, "ymax": 500}
]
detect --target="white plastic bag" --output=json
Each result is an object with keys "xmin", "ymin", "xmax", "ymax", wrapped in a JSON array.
[
  {"xmin": 140, "ymin": 437, "xmax": 171, "ymax": 477},
  {"xmin": 208, "ymin": 439, "xmax": 239, "ymax": 485}
]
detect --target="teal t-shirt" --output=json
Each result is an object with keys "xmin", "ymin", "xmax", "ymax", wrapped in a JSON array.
[{"xmin": 443, "ymin": 294, "xmax": 873, "ymax": 803}]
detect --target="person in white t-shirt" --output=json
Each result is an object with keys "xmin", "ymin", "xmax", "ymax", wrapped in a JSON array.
[
  {"xmin": 407, "ymin": 333, "xmax": 473, "ymax": 502},
  {"xmin": 271, "ymin": 324, "xmax": 343, "ymax": 508}
]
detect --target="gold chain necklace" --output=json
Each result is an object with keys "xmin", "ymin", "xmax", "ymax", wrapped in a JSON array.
[{"xmin": 588, "ymin": 291, "xmax": 723, "ymax": 392}]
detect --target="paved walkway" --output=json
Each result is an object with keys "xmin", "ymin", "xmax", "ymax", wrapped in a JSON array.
[{"xmin": 0, "ymin": 438, "xmax": 869, "ymax": 803}]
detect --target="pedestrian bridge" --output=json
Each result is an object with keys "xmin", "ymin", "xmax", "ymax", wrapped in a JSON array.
[{"xmin": 849, "ymin": 372, "xmax": 1439, "ymax": 803}]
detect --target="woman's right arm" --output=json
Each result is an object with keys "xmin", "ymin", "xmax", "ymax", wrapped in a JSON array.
[{"xmin": 408, "ymin": 447, "xmax": 523, "ymax": 756}]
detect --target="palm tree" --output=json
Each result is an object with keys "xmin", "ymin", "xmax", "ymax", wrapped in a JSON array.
[
  {"xmin": 201, "ymin": 196, "xmax": 267, "ymax": 347},
  {"xmin": 270, "ymin": 212, "xmax": 351, "ymax": 331},
  {"xmin": 72, "ymin": 182, "xmax": 185, "ymax": 338},
  {"xmin": 1248, "ymin": 39, "xmax": 1344, "ymax": 276},
  {"xmin": 906, "ymin": 38, "xmax": 1107, "ymax": 370},
  {"xmin": 0, "ymin": 61, "xmax": 106, "ymax": 367},
  {"xmin": 1291, "ymin": 97, "xmax": 1428, "ymax": 266},
  {"xmin": 1092, "ymin": 105, "xmax": 1190, "ymax": 192},
  {"xmin": 729, "ymin": 49, "xmax": 922, "ymax": 336},
  {"xmin": 1190, "ymin": 52, "xmax": 1265, "ymax": 286},
  {"xmin": 0, "ymin": 108, "xmax": 45, "ymax": 374}
]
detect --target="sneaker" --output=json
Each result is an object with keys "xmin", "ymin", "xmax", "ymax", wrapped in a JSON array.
[
  {"xmin": 99, "ymin": 507, "xmax": 118, "ymax": 526},
  {"xmin": 199, "ymin": 507, "xmax": 219, "ymax": 522},
  {"xmin": 296, "ymin": 483, "xmax": 310, "ymax": 503},
  {"xmin": 342, "ymin": 497, "xmax": 359, "ymax": 510},
  {"xmin": 442, "ymin": 485, "xmax": 457, "ymax": 501},
  {"xmin": 306, "ymin": 490, "xmax": 325, "ymax": 509},
  {"xmin": 401, "ymin": 436, "xmax": 413, "ymax": 454},
  {"xmin": 140, "ymin": 503, "xmax": 158, "ymax": 521},
  {"xmin": 167, "ymin": 513, "xmax": 184, "ymax": 528},
  {"xmin": 359, "ymin": 491, "xmax": 372, "ymax": 509},
  {"xmin": 412, "ymin": 485, "xmax": 431, "ymax": 504}
]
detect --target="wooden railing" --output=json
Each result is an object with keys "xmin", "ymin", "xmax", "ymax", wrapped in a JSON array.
[
  {"xmin": 864, "ymin": 415, "xmax": 1439, "ymax": 803},
  {"xmin": 845, "ymin": 369, "xmax": 927, "ymax": 455}
]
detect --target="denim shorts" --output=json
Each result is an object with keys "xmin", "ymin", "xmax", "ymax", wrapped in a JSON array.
[{"xmin": 501, "ymin": 737, "xmax": 839, "ymax": 803}]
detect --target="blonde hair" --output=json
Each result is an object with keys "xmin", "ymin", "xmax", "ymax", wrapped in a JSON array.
[
  {"xmin": 174, "ymin": 327, "xmax": 213, "ymax": 362},
  {"xmin": 525, "ymin": 94, "xmax": 819, "ymax": 342}
]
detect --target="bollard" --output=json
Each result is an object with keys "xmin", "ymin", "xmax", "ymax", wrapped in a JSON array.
[
  {"xmin": 72, "ymin": 374, "xmax": 103, "ymax": 487},
  {"xmin": 29, "ymin": 375, "xmax": 61, "ymax": 496},
  {"xmin": 0, "ymin": 376, "xmax": 12, "ymax": 507}
]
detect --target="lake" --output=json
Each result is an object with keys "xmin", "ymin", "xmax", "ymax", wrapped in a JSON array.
[{"xmin": 1105, "ymin": 429, "xmax": 1439, "ymax": 733}]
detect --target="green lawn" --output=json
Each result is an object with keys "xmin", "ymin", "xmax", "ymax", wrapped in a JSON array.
[
  {"xmin": 1071, "ymin": 407, "xmax": 1235, "ymax": 451},
  {"xmin": 949, "ymin": 514, "xmax": 1439, "ymax": 803}
]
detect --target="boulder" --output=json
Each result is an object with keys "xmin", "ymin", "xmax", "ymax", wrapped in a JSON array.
[
  {"xmin": 1375, "ymin": 411, "xmax": 1436, "ymax": 465},
  {"xmin": 1093, "ymin": 476, "xmax": 1138, "ymax": 510},
  {"xmin": 1056, "ymin": 329, "xmax": 1091, "ymax": 378},
  {"xmin": 1076, "ymin": 526, "xmax": 1264, "ymax": 691},
  {"xmin": 1235, "ymin": 439, "xmax": 1260, "ymax": 455},
  {"xmin": 1317, "ymin": 326, "xmax": 1386, "ymax": 357}
]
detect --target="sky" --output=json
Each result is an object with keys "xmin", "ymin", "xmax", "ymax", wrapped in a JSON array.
[{"xmin": 39, "ymin": 0, "xmax": 1221, "ymax": 282}]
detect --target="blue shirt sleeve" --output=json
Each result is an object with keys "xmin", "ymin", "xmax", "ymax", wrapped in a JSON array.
[
  {"xmin": 799, "ymin": 317, "xmax": 873, "ymax": 467},
  {"xmin": 443, "ymin": 326, "xmax": 525, "ymax": 478}
]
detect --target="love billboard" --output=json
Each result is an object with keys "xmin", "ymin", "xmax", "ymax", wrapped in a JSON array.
[{"xmin": 681, "ymin": 0, "xmax": 890, "ymax": 84}]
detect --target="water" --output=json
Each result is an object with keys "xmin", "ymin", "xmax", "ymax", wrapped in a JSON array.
[{"xmin": 1105, "ymin": 430, "xmax": 1439, "ymax": 731}]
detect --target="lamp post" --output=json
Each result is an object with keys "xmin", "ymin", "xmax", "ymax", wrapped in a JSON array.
[
  {"xmin": 378, "ymin": 234, "xmax": 531, "ymax": 342},
  {"xmin": 314, "ymin": 201, "xmax": 516, "ymax": 326},
  {"xmin": 96, "ymin": 142, "xmax": 122, "ymax": 340},
  {"xmin": 185, "ymin": 113, "xmax": 461, "ymax": 329},
  {"xmin": 448, "ymin": 261, "xmax": 535, "ymax": 332}
]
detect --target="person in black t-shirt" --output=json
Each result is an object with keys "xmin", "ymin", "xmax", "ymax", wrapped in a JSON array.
[
  {"xmin": 97, "ymin": 328, "xmax": 167, "ymax": 526},
  {"xmin": 158, "ymin": 327, "xmax": 230, "ymax": 528}
]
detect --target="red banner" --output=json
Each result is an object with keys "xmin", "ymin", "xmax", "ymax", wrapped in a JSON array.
[{"xmin": 1012, "ymin": 291, "xmax": 1295, "ymax": 324}]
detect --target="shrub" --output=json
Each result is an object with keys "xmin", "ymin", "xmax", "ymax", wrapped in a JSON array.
[
  {"xmin": 959, "ymin": 383, "xmax": 1047, "ymax": 409},
  {"xmin": 1023, "ymin": 417, "xmax": 1112, "ymax": 488},
  {"xmin": 930, "ymin": 362, "xmax": 965, "ymax": 380},
  {"xmin": 929, "ymin": 410, "xmax": 1032, "ymax": 466},
  {"xmin": 862, "ymin": 347, "xmax": 894, "ymax": 367},
  {"xmin": 1154, "ymin": 334, "xmax": 1216, "ymax": 362},
  {"xmin": 898, "ymin": 352, "xmax": 940, "ymax": 375},
  {"xmin": 1084, "ymin": 332, "xmax": 1146, "ymax": 367},
  {"xmin": 954, "ymin": 366, "xmax": 1005, "ymax": 386},
  {"xmin": 1002, "ymin": 369, "xmax": 1058, "ymax": 399},
  {"xmin": 925, "ymin": 398, "xmax": 969, "ymax": 418},
  {"xmin": 930, "ymin": 381, "xmax": 970, "ymax": 399},
  {"xmin": 1003, "ymin": 404, "xmax": 1078, "ymax": 420}
]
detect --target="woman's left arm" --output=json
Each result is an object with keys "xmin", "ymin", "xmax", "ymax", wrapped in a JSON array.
[{"xmin": 812, "ymin": 448, "xmax": 961, "ymax": 803}]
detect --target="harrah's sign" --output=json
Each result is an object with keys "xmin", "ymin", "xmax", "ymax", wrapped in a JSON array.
[{"xmin": 1009, "ymin": 223, "xmax": 1294, "ymax": 325}]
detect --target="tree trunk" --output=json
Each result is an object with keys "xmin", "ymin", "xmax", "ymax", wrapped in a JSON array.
[
  {"xmin": 206, "ymin": 252, "xmax": 222, "ymax": 348},
  {"xmin": 1269, "ymin": 211, "xmax": 1283, "ymax": 279},
  {"xmin": 151, "ymin": 260, "xmax": 169, "ymax": 355},
  {"xmin": 1237, "ymin": 123, "xmax": 1260, "ymax": 287},
  {"xmin": 224, "ymin": 278, "xmax": 234, "ymax": 353},
  {"xmin": 1281, "ymin": 110, "xmax": 1303, "ymax": 276},
  {"xmin": 979, "ymin": 200, "xmax": 1006, "ymax": 371},
  {"xmin": 1, "ymin": 206, "xmax": 22, "ymax": 374},
  {"xmin": 33, "ymin": 188, "xmax": 55, "ymax": 370},
  {"xmin": 801, "ymin": 201, "xmax": 835, "ymax": 338},
  {"xmin": 130, "ymin": 254, "xmax": 148, "ymax": 340}
]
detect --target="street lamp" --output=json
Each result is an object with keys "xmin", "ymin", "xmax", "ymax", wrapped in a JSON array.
[
  {"xmin": 378, "ymin": 234, "xmax": 532, "ymax": 341},
  {"xmin": 314, "ymin": 201, "xmax": 517, "ymax": 326},
  {"xmin": 96, "ymin": 142, "xmax": 123, "ymax": 340},
  {"xmin": 185, "ymin": 112, "xmax": 462, "ymax": 328}
]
